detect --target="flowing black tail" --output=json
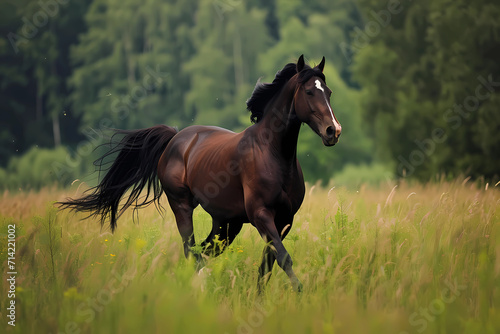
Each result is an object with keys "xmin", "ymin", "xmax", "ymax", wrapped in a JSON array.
[{"xmin": 58, "ymin": 125, "xmax": 178, "ymax": 232}]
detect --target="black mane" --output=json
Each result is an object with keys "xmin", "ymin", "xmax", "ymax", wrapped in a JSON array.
[{"xmin": 246, "ymin": 62, "xmax": 326, "ymax": 123}]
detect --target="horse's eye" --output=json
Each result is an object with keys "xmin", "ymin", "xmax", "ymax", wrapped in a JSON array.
[{"xmin": 306, "ymin": 90, "xmax": 313, "ymax": 96}]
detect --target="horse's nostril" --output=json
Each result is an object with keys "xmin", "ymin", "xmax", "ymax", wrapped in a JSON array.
[{"xmin": 326, "ymin": 126, "xmax": 335, "ymax": 137}]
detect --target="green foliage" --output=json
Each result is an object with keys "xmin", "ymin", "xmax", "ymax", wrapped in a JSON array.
[
  {"xmin": 0, "ymin": 0, "xmax": 373, "ymax": 190},
  {"xmin": 0, "ymin": 146, "xmax": 83, "ymax": 190},
  {"xmin": 2, "ymin": 0, "xmax": 499, "ymax": 190},
  {"xmin": 332, "ymin": 162, "xmax": 393, "ymax": 189},
  {"xmin": 69, "ymin": 0, "xmax": 194, "ymax": 130},
  {"xmin": 352, "ymin": 0, "xmax": 500, "ymax": 180},
  {"xmin": 0, "ymin": 0, "xmax": 90, "ymax": 162}
]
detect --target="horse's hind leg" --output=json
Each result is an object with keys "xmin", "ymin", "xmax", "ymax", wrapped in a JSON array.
[
  {"xmin": 166, "ymin": 191, "xmax": 202, "ymax": 265},
  {"xmin": 201, "ymin": 218, "xmax": 244, "ymax": 257}
]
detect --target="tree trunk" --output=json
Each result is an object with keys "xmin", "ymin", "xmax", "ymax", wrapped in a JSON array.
[
  {"xmin": 52, "ymin": 113, "xmax": 61, "ymax": 147},
  {"xmin": 233, "ymin": 26, "xmax": 244, "ymax": 91}
]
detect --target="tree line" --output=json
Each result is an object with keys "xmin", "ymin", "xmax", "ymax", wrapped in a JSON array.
[{"xmin": 0, "ymin": 0, "xmax": 498, "ymax": 189}]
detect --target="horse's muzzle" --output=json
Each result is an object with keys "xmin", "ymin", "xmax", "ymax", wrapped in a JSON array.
[
  {"xmin": 322, "ymin": 136, "xmax": 338, "ymax": 146},
  {"xmin": 323, "ymin": 125, "xmax": 341, "ymax": 146}
]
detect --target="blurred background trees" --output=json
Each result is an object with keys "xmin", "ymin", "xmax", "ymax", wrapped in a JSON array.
[
  {"xmin": 353, "ymin": 0, "xmax": 500, "ymax": 180},
  {"xmin": 0, "ymin": 0, "xmax": 498, "ymax": 189}
]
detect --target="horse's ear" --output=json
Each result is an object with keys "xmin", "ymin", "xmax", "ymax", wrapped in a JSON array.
[
  {"xmin": 297, "ymin": 55, "xmax": 305, "ymax": 72},
  {"xmin": 318, "ymin": 56, "xmax": 325, "ymax": 72}
]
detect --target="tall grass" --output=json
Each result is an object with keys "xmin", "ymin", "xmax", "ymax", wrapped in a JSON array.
[{"xmin": 1, "ymin": 179, "xmax": 499, "ymax": 333}]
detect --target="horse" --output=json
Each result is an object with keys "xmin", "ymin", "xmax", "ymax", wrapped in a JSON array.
[{"xmin": 58, "ymin": 55, "xmax": 342, "ymax": 292}]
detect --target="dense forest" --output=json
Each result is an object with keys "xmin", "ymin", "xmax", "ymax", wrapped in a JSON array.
[{"xmin": 1, "ymin": 0, "xmax": 499, "ymax": 189}]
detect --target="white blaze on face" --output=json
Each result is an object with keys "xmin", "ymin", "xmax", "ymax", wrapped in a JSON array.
[
  {"xmin": 315, "ymin": 79, "xmax": 324, "ymax": 92},
  {"xmin": 314, "ymin": 80, "xmax": 341, "ymax": 131}
]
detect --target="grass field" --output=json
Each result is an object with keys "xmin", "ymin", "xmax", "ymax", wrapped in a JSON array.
[{"xmin": 1, "ymin": 179, "xmax": 499, "ymax": 333}]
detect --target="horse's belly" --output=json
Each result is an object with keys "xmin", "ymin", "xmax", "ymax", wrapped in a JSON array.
[{"xmin": 191, "ymin": 176, "xmax": 246, "ymax": 219}]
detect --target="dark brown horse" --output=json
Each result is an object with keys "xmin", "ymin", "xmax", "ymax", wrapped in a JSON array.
[{"xmin": 59, "ymin": 55, "xmax": 341, "ymax": 292}]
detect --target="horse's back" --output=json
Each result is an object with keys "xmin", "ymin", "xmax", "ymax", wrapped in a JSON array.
[{"xmin": 180, "ymin": 125, "xmax": 236, "ymax": 136}]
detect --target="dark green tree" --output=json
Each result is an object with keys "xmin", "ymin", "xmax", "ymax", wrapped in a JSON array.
[
  {"xmin": 352, "ymin": 0, "xmax": 500, "ymax": 180},
  {"xmin": 1, "ymin": 0, "xmax": 88, "ymax": 164},
  {"xmin": 70, "ymin": 0, "xmax": 198, "ymax": 131}
]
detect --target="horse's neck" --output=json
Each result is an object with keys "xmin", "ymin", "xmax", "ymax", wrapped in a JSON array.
[{"xmin": 258, "ymin": 81, "xmax": 301, "ymax": 161}]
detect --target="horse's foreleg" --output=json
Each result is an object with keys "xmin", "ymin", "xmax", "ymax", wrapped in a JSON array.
[
  {"xmin": 251, "ymin": 208, "xmax": 302, "ymax": 292},
  {"xmin": 257, "ymin": 217, "xmax": 293, "ymax": 293}
]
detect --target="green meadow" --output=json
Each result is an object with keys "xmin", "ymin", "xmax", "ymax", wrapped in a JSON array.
[{"xmin": 1, "ymin": 179, "xmax": 499, "ymax": 333}]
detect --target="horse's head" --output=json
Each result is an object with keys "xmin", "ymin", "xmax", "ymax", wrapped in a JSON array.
[{"xmin": 293, "ymin": 55, "xmax": 342, "ymax": 146}]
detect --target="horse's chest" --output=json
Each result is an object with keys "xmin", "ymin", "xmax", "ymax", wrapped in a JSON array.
[
  {"xmin": 280, "ymin": 181, "xmax": 305, "ymax": 213},
  {"xmin": 277, "ymin": 170, "xmax": 305, "ymax": 215}
]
